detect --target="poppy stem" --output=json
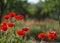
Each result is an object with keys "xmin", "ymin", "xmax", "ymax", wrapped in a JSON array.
[
  {"xmin": 14, "ymin": 25, "xmax": 16, "ymax": 35},
  {"xmin": 40, "ymin": 39, "xmax": 44, "ymax": 43},
  {"xmin": 17, "ymin": 36, "xmax": 23, "ymax": 43},
  {"xmin": 5, "ymin": 31, "xmax": 8, "ymax": 43},
  {"xmin": 20, "ymin": 36, "xmax": 24, "ymax": 43}
]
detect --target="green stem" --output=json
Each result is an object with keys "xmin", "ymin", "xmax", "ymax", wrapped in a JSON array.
[
  {"xmin": 17, "ymin": 36, "xmax": 23, "ymax": 43},
  {"xmin": 4, "ymin": 31, "xmax": 8, "ymax": 43},
  {"xmin": 40, "ymin": 39, "xmax": 44, "ymax": 43}
]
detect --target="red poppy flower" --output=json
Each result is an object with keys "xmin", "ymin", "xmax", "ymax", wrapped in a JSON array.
[
  {"xmin": 1, "ymin": 22, "xmax": 7, "ymax": 27},
  {"xmin": 23, "ymin": 27, "xmax": 29, "ymax": 31},
  {"xmin": 16, "ymin": 30, "xmax": 25, "ymax": 36},
  {"xmin": 49, "ymin": 30, "xmax": 57, "ymax": 37},
  {"xmin": 8, "ymin": 22, "xmax": 14, "ymax": 27},
  {"xmin": 38, "ymin": 33, "xmax": 46, "ymax": 39},
  {"xmin": 48, "ymin": 33, "xmax": 54, "ymax": 40},
  {"xmin": 3, "ymin": 15, "xmax": 10, "ymax": 20},
  {"xmin": 48, "ymin": 30, "xmax": 57, "ymax": 40},
  {"xmin": 8, "ymin": 12, "xmax": 16, "ymax": 17},
  {"xmin": 1, "ymin": 25, "xmax": 8, "ymax": 32},
  {"xmin": 15, "ymin": 15, "xmax": 24, "ymax": 21}
]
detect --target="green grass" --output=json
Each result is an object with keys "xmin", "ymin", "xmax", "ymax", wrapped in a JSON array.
[{"xmin": 0, "ymin": 19, "xmax": 60, "ymax": 43}]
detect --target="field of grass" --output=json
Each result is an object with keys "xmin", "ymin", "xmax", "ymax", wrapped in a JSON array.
[{"xmin": 0, "ymin": 15, "xmax": 60, "ymax": 43}]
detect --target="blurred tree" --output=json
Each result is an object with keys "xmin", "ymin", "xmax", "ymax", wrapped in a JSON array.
[
  {"xmin": 37, "ymin": 0, "xmax": 55, "ymax": 17},
  {"xmin": 0, "ymin": 0, "xmax": 60, "ymax": 23},
  {"xmin": 0, "ymin": 0, "xmax": 8, "ymax": 23},
  {"xmin": 0, "ymin": 0, "xmax": 29, "ymax": 22},
  {"xmin": 37, "ymin": 0, "xmax": 60, "ymax": 24}
]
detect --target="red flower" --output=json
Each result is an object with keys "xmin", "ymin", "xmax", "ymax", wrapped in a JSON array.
[
  {"xmin": 3, "ymin": 15, "xmax": 10, "ymax": 20},
  {"xmin": 48, "ymin": 34, "xmax": 54, "ymax": 40},
  {"xmin": 49, "ymin": 30, "xmax": 57, "ymax": 37},
  {"xmin": 48, "ymin": 30, "xmax": 57, "ymax": 40},
  {"xmin": 8, "ymin": 22, "xmax": 14, "ymax": 27},
  {"xmin": 15, "ymin": 15, "xmax": 24, "ymax": 21},
  {"xmin": 8, "ymin": 12, "xmax": 16, "ymax": 17},
  {"xmin": 38, "ymin": 33, "xmax": 46, "ymax": 39},
  {"xmin": 23, "ymin": 27, "xmax": 29, "ymax": 31},
  {"xmin": 1, "ymin": 22, "xmax": 7, "ymax": 27},
  {"xmin": 16, "ymin": 30, "xmax": 25, "ymax": 36},
  {"xmin": 1, "ymin": 25, "xmax": 8, "ymax": 32}
]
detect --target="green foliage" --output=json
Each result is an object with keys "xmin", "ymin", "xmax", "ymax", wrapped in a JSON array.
[
  {"xmin": 38, "ymin": 0, "xmax": 55, "ymax": 15},
  {"xmin": 0, "ymin": 0, "xmax": 60, "ymax": 19},
  {"xmin": 26, "ymin": 5, "xmax": 37, "ymax": 15},
  {"xmin": 26, "ymin": 39, "xmax": 35, "ymax": 43}
]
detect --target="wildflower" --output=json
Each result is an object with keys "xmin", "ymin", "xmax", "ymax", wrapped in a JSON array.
[
  {"xmin": 1, "ymin": 22, "xmax": 7, "ymax": 27},
  {"xmin": 23, "ymin": 27, "xmax": 29, "ymax": 31},
  {"xmin": 15, "ymin": 15, "xmax": 24, "ymax": 21},
  {"xmin": 48, "ymin": 30, "xmax": 57, "ymax": 40},
  {"xmin": 16, "ymin": 30, "xmax": 25, "ymax": 36},
  {"xmin": 38, "ymin": 33, "xmax": 46, "ymax": 39},
  {"xmin": 1, "ymin": 25, "xmax": 8, "ymax": 31},
  {"xmin": 8, "ymin": 22, "xmax": 14, "ymax": 27},
  {"xmin": 3, "ymin": 15, "xmax": 10, "ymax": 20},
  {"xmin": 49, "ymin": 30, "xmax": 57, "ymax": 37},
  {"xmin": 8, "ymin": 12, "xmax": 16, "ymax": 17},
  {"xmin": 48, "ymin": 33, "xmax": 54, "ymax": 40}
]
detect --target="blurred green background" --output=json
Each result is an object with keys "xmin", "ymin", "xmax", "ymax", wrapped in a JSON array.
[
  {"xmin": 0, "ymin": 0, "xmax": 60, "ymax": 43},
  {"xmin": 0, "ymin": 0, "xmax": 60, "ymax": 21}
]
